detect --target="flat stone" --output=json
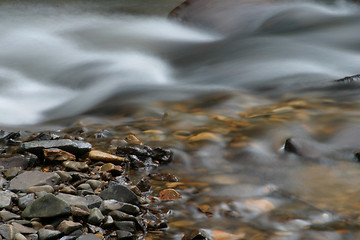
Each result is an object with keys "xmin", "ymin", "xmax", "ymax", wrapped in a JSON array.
[
  {"xmin": 87, "ymin": 208, "xmax": 104, "ymax": 225},
  {"xmin": 38, "ymin": 228, "xmax": 62, "ymax": 240},
  {"xmin": 63, "ymin": 161, "xmax": 89, "ymax": 172},
  {"xmin": 0, "ymin": 209, "xmax": 21, "ymax": 221},
  {"xmin": 11, "ymin": 222, "xmax": 36, "ymax": 234},
  {"xmin": 99, "ymin": 184, "xmax": 140, "ymax": 206},
  {"xmin": 114, "ymin": 221, "xmax": 136, "ymax": 233},
  {"xmin": 108, "ymin": 210, "xmax": 136, "ymax": 222},
  {"xmin": 18, "ymin": 193, "xmax": 35, "ymax": 210},
  {"xmin": 0, "ymin": 190, "xmax": 13, "ymax": 209},
  {"xmin": 99, "ymin": 200, "xmax": 139, "ymax": 216},
  {"xmin": 22, "ymin": 139, "xmax": 92, "ymax": 157},
  {"xmin": 57, "ymin": 220, "xmax": 82, "ymax": 235},
  {"xmin": 85, "ymin": 195, "xmax": 103, "ymax": 209},
  {"xmin": 0, "ymin": 224, "xmax": 16, "ymax": 240},
  {"xmin": 116, "ymin": 230, "xmax": 134, "ymax": 240},
  {"xmin": 70, "ymin": 206, "xmax": 90, "ymax": 217},
  {"xmin": 88, "ymin": 150, "xmax": 127, "ymax": 164},
  {"xmin": 22, "ymin": 194, "xmax": 71, "ymax": 219},
  {"xmin": 44, "ymin": 148, "xmax": 76, "ymax": 161},
  {"xmin": 76, "ymin": 233, "xmax": 102, "ymax": 240},
  {"xmin": 0, "ymin": 155, "xmax": 30, "ymax": 170},
  {"xmin": 56, "ymin": 193, "xmax": 89, "ymax": 211},
  {"xmin": 55, "ymin": 171, "xmax": 72, "ymax": 183},
  {"xmin": 27, "ymin": 185, "xmax": 54, "ymax": 193},
  {"xmin": 8, "ymin": 171, "xmax": 60, "ymax": 192},
  {"xmin": 4, "ymin": 167, "xmax": 23, "ymax": 179}
]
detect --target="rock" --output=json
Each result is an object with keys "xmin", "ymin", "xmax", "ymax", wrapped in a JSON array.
[
  {"xmin": 88, "ymin": 150, "xmax": 127, "ymax": 164},
  {"xmin": 0, "ymin": 155, "xmax": 30, "ymax": 170},
  {"xmin": 188, "ymin": 132, "xmax": 220, "ymax": 142},
  {"xmin": 55, "ymin": 171, "xmax": 72, "ymax": 183},
  {"xmin": 8, "ymin": 171, "xmax": 60, "ymax": 192},
  {"xmin": 18, "ymin": 193, "xmax": 35, "ymax": 210},
  {"xmin": 0, "ymin": 224, "xmax": 16, "ymax": 240},
  {"xmin": 87, "ymin": 208, "xmax": 104, "ymax": 225},
  {"xmin": 11, "ymin": 222, "xmax": 36, "ymax": 234},
  {"xmin": 27, "ymin": 185, "xmax": 54, "ymax": 193},
  {"xmin": 14, "ymin": 233, "xmax": 27, "ymax": 240},
  {"xmin": 99, "ymin": 184, "xmax": 140, "ymax": 206},
  {"xmin": 22, "ymin": 194, "xmax": 71, "ymax": 219},
  {"xmin": 124, "ymin": 135, "xmax": 142, "ymax": 145},
  {"xmin": 77, "ymin": 183, "xmax": 93, "ymax": 192},
  {"xmin": 62, "ymin": 161, "xmax": 89, "ymax": 172},
  {"xmin": 159, "ymin": 189, "xmax": 182, "ymax": 201},
  {"xmin": 108, "ymin": 211, "xmax": 136, "ymax": 222},
  {"xmin": 27, "ymin": 233, "xmax": 40, "ymax": 240},
  {"xmin": 59, "ymin": 186, "xmax": 77, "ymax": 195},
  {"xmin": 43, "ymin": 148, "xmax": 76, "ymax": 161},
  {"xmin": 4, "ymin": 167, "xmax": 23, "ymax": 179},
  {"xmin": 22, "ymin": 139, "xmax": 92, "ymax": 157},
  {"xmin": 99, "ymin": 200, "xmax": 139, "ymax": 216},
  {"xmin": 56, "ymin": 193, "xmax": 89, "ymax": 211},
  {"xmin": 86, "ymin": 180, "xmax": 103, "ymax": 190},
  {"xmin": 0, "ymin": 209, "xmax": 21, "ymax": 221},
  {"xmin": 149, "ymin": 173, "xmax": 178, "ymax": 182},
  {"xmin": 76, "ymin": 233, "xmax": 102, "ymax": 240},
  {"xmin": 114, "ymin": 221, "xmax": 136, "ymax": 233},
  {"xmin": 85, "ymin": 195, "xmax": 103, "ymax": 209},
  {"xmin": 38, "ymin": 228, "xmax": 62, "ymax": 240},
  {"xmin": 57, "ymin": 220, "xmax": 82, "ymax": 235},
  {"xmin": 182, "ymin": 229, "xmax": 213, "ymax": 240},
  {"xmin": 70, "ymin": 206, "xmax": 90, "ymax": 217},
  {"xmin": 116, "ymin": 230, "xmax": 135, "ymax": 240},
  {"xmin": 136, "ymin": 178, "xmax": 151, "ymax": 192},
  {"xmin": 102, "ymin": 215, "xmax": 114, "ymax": 228},
  {"xmin": 0, "ymin": 190, "xmax": 13, "ymax": 209}
]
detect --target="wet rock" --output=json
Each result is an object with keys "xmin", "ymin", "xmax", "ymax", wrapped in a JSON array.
[
  {"xmin": 86, "ymin": 180, "xmax": 103, "ymax": 190},
  {"xmin": 116, "ymin": 230, "xmax": 135, "ymax": 240},
  {"xmin": 114, "ymin": 221, "xmax": 136, "ymax": 233},
  {"xmin": 0, "ymin": 209, "xmax": 21, "ymax": 221},
  {"xmin": 108, "ymin": 210, "xmax": 136, "ymax": 222},
  {"xmin": 87, "ymin": 208, "xmax": 104, "ymax": 225},
  {"xmin": 99, "ymin": 200, "xmax": 140, "ymax": 216},
  {"xmin": 57, "ymin": 220, "xmax": 82, "ymax": 235},
  {"xmin": 136, "ymin": 178, "xmax": 151, "ymax": 192},
  {"xmin": 14, "ymin": 233, "xmax": 27, "ymax": 240},
  {"xmin": 55, "ymin": 171, "xmax": 72, "ymax": 183},
  {"xmin": 27, "ymin": 185, "xmax": 54, "ymax": 193},
  {"xmin": 11, "ymin": 222, "xmax": 36, "ymax": 234},
  {"xmin": 59, "ymin": 186, "xmax": 77, "ymax": 194},
  {"xmin": 99, "ymin": 184, "xmax": 140, "ymax": 206},
  {"xmin": 4, "ymin": 167, "xmax": 23, "ymax": 179},
  {"xmin": 43, "ymin": 148, "xmax": 76, "ymax": 162},
  {"xmin": 100, "ymin": 163, "xmax": 123, "ymax": 176},
  {"xmin": 38, "ymin": 228, "xmax": 62, "ymax": 240},
  {"xmin": 76, "ymin": 233, "xmax": 102, "ymax": 240},
  {"xmin": 8, "ymin": 171, "xmax": 60, "ymax": 192},
  {"xmin": 116, "ymin": 145, "xmax": 172, "ymax": 164},
  {"xmin": 18, "ymin": 193, "xmax": 35, "ymax": 210},
  {"xmin": 124, "ymin": 135, "xmax": 142, "ymax": 145},
  {"xmin": 22, "ymin": 194, "xmax": 71, "ymax": 219},
  {"xmin": 88, "ymin": 150, "xmax": 127, "ymax": 164},
  {"xmin": 56, "ymin": 193, "xmax": 89, "ymax": 211},
  {"xmin": 0, "ymin": 155, "xmax": 31, "ymax": 170},
  {"xmin": 70, "ymin": 206, "xmax": 90, "ymax": 217},
  {"xmin": 102, "ymin": 215, "xmax": 114, "ymax": 228},
  {"xmin": 85, "ymin": 195, "xmax": 103, "ymax": 209},
  {"xmin": 0, "ymin": 224, "xmax": 16, "ymax": 240},
  {"xmin": 0, "ymin": 190, "xmax": 14, "ymax": 209},
  {"xmin": 182, "ymin": 229, "xmax": 213, "ymax": 240},
  {"xmin": 159, "ymin": 189, "xmax": 182, "ymax": 201},
  {"xmin": 188, "ymin": 132, "xmax": 220, "ymax": 142},
  {"xmin": 149, "ymin": 172, "xmax": 179, "ymax": 182},
  {"xmin": 63, "ymin": 161, "xmax": 89, "ymax": 172},
  {"xmin": 22, "ymin": 139, "xmax": 92, "ymax": 157}
]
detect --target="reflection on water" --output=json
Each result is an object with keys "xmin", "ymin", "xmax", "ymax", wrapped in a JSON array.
[{"xmin": 2, "ymin": 0, "xmax": 360, "ymax": 238}]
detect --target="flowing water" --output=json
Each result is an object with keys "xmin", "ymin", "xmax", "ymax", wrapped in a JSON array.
[{"xmin": 2, "ymin": 0, "xmax": 360, "ymax": 239}]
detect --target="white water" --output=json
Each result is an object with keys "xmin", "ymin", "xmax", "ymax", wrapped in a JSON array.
[{"xmin": 0, "ymin": 1, "xmax": 360, "ymax": 126}]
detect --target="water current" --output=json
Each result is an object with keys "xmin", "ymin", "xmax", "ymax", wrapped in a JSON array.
[{"xmin": 2, "ymin": 0, "xmax": 360, "ymax": 239}]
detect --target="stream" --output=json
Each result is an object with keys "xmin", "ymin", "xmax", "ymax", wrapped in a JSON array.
[{"xmin": 1, "ymin": 0, "xmax": 360, "ymax": 239}]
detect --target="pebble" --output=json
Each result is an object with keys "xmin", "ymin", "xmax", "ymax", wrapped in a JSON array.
[
  {"xmin": 0, "ymin": 155, "xmax": 31, "ymax": 170},
  {"xmin": 43, "ymin": 148, "xmax": 76, "ymax": 161},
  {"xmin": 11, "ymin": 222, "xmax": 37, "ymax": 234},
  {"xmin": 21, "ymin": 139, "xmax": 92, "ymax": 157},
  {"xmin": 18, "ymin": 193, "xmax": 35, "ymax": 210},
  {"xmin": 88, "ymin": 208, "xmax": 105, "ymax": 225},
  {"xmin": 22, "ymin": 194, "xmax": 71, "ymax": 219},
  {"xmin": 76, "ymin": 233, "xmax": 102, "ymax": 240},
  {"xmin": 56, "ymin": 193, "xmax": 89, "ymax": 211},
  {"xmin": 0, "ymin": 209, "xmax": 21, "ymax": 221},
  {"xmin": 8, "ymin": 171, "xmax": 60, "ymax": 192},
  {"xmin": 63, "ymin": 161, "xmax": 89, "ymax": 172},
  {"xmin": 27, "ymin": 185, "xmax": 54, "ymax": 193},
  {"xmin": 57, "ymin": 220, "xmax": 82, "ymax": 235},
  {"xmin": 38, "ymin": 228, "xmax": 62, "ymax": 240},
  {"xmin": 14, "ymin": 233, "xmax": 27, "ymax": 240},
  {"xmin": 0, "ymin": 224, "xmax": 16, "ymax": 240},
  {"xmin": 4, "ymin": 167, "xmax": 23, "ymax": 179},
  {"xmin": 188, "ymin": 132, "xmax": 221, "ymax": 142},
  {"xmin": 99, "ymin": 184, "xmax": 140, "ymax": 206},
  {"xmin": 88, "ymin": 150, "xmax": 127, "ymax": 164},
  {"xmin": 114, "ymin": 221, "xmax": 136, "ymax": 233},
  {"xmin": 85, "ymin": 195, "xmax": 103, "ymax": 209},
  {"xmin": 159, "ymin": 189, "xmax": 182, "ymax": 201},
  {"xmin": 116, "ymin": 230, "xmax": 135, "ymax": 240},
  {"xmin": 71, "ymin": 206, "xmax": 90, "ymax": 217},
  {"xmin": 0, "ymin": 190, "xmax": 13, "ymax": 209}
]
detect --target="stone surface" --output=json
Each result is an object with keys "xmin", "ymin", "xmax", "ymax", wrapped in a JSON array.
[
  {"xmin": 11, "ymin": 222, "xmax": 37, "ymax": 234},
  {"xmin": 86, "ymin": 180, "xmax": 103, "ymax": 190},
  {"xmin": 4, "ymin": 167, "xmax": 23, "ymax": 179},
  {"xmin": 0, "ymin": 155, "xmax": 31, "ymax": 170},
  {"xmin": 43, "ymin": 148, "xmax": 76, "ymax": 161},
  {"xmin": 85, "ymin": 195, "xmax": 103, "ymax": 209},
  {"xmin": 27, "ymin": 185, "xmax": 54, "ymax": 193},
  {"xmin": 56, "ymin": 193, "xmax": 89, "ymax": 211},
  {"xmin": 0, "ymin": 190, "xmax": 13, "ymax": 209},
  {"xmin": 70, "ymin": 206, "xmax": 90, "ymax": 217},
  {"xmin": 63, "ymin": 161, "xmax": 89, "ymax": 172},
  {"xmin": 99, "ymin": 184, "xmax": 140, "ymax": 206},
  {"xmin": 100, "ymin": 200, "xmax": 140, "ymax": 216},
  {"xmin": 55, "ymin": 171, "xmax": 72, "ymax": 182},
  {"xmin": 8, "ymin": 171, "xmax": 60, "ymax": 192},
  {"xmin": 14, "ymin": 233, "xmax": 28, "ymax": 240},
  {"xmin": 88, "ymin": 150, "xmax": 127, "ymax": 164},
  {"xmin": 114, "ymin": 221, "xmax": 136, "ymax": 233},
  {"xmin": 0, "ymin": 209, "xmax": 21, "ymax": 221},
  {"xmin": 159, "ymin": 188, "xmax": 182, "ymax": 201},
  {"xmin": 76, "ymin": 233, "xmax": 102, "ymax": 240},
  {"xmin": 22, "ymin": 139, "xmax": 92, "ymax": 157},
  {"xmin": 57, "ymin": 220, "xmax": 82, "ymax": 235},
  {"xmin": 87, "ymin": 208, "xmax": 104, "ymax": 225},
  {"xmin": 18, "ymin": 193, "xmax": 36, "ymax": 210},
  {"xmin": 0, "ymin": 224, "xmax": 16, "ymax": 240},
  {"xmin": 116, "ymin": 230, "xmax": 134, "ymax": 240},
  {"xmin": 38, "ymin": 228, "xmax": 62, "ymax": 240},
  {"xmin": 22, "ymin": 194, "xmax": 71, "ymax": 219}
]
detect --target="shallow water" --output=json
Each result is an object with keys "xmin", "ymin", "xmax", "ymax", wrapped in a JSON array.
[{"xmin": 2, "ymin": 0, "xmax": 360, "ymax": 239}]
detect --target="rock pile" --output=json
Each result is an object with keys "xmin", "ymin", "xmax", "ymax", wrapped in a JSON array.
[{"xmin": 0, "ymin": 131, "xmax": 174, "ymax": 240}]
